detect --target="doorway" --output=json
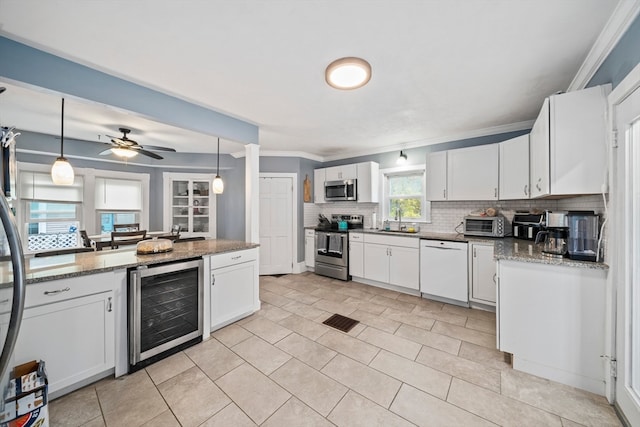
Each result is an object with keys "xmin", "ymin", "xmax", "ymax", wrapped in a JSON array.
[
  {"xmin": 258, "ymin": 174, "xmax": 295, "ymax": 275},
  {"xmin": 610, "ymin": 63, "xmax": 640, "ymax": 425}
]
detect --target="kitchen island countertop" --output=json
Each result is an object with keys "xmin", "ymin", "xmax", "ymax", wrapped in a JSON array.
[{"xmin": 1, "ymin": 239, "xmax": 259, "ymax": 286}]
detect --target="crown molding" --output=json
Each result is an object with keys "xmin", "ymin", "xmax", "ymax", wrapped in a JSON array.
[
  {"xmin": 231, "ymin": 150, "xmax": 324, "ymax": 162},
  {"xmin": 568, "ymin": 0, "xmax": 640, "ymax": 91}
]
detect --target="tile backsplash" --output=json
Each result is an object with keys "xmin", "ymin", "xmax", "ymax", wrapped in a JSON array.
[{"xmin": 304, "ymin": 195, "xmax": 606, "ymax": 234}]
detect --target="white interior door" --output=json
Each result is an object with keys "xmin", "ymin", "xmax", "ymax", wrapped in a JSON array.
[
  {"xmin": 612, "ymin": 76, "xmax": 640, "ymax": 425},
  {"xmin": 259, "ymin": 176, "xmax": 293, "ymax": 275}
]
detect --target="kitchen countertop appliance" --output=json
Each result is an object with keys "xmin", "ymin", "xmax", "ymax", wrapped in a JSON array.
[
  {"xmin": 535, "ymin": 211, "xmax": 568, "ymax": 258},
  {"xmin": 512, "ymin": 212, "xmax": 545, "ymax": 241},
  {"xmin": 315, "ymin": 214, "xmax": 363, "ymax": 281},
  {"xmin": 567, "ymin": 211, "xmax": 600, "ymax": 261}
]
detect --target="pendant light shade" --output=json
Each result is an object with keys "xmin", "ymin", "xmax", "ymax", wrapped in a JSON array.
[
  {"xmin": 51, "ymin": 98, "xmax": 74, "ymax": 185},
  {"xmin": 396, "ymin": 150, "xmax": 408, "ymax": 165},
  {"xmin": 213, "ymin": 137, "xmax": 224, "ymax": 194}
]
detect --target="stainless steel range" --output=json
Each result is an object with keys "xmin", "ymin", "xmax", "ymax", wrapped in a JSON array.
[{"xmin": 315, "ymin": 214, "xmax": 363, "ymax": 281}]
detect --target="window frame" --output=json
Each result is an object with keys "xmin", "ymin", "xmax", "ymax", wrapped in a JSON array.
[{"xmin": 380, "ymin": 164, "xmax": 431, "ymax": 223}]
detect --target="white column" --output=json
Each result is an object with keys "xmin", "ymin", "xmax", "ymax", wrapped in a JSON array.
[{"xmin": 245, "ymin": 144, "xmax": 260, "ymax": 243}]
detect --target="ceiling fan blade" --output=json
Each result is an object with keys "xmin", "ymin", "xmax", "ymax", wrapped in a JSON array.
[
  {"xmin": 138, "ymin": 149, "xmax": 164, "ymax": 160},
  {"xmin": 141, "ymin": 145, "xmax": 177, "ymax": 152},
  {"xmin": 99, "ymin": 149, "xmax": 113, "ymax": 156}
]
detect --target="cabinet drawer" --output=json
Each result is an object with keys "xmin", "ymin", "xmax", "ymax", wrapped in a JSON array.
[
  {"xmin": 211, "ymin": 248, "xmax": 258, "ymax": 269},
  {"xmin": 0, "ymin": 287, "xmax": 13, "ymax": 314},
  {"xmin": 349, "ymin": 233, "xmax": 364, "ymax": 242},
  {"xmin": 25, "ymin": 271, "xmax": 118, "ymax": 309},
  {"xmin": 364, "ymin": 233, "xmax": 420, "ymax": 248}
]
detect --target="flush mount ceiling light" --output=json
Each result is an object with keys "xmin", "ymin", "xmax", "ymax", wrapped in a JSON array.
[
  {"xmin": 51, "ymin": 98, "xmax": 75, "ymax": 185},
  {"xmin": 397, "ymin": 150, "xmax": 408, "ymax": 165},
  {"xmin": 325, "ymin": 57, "xmax": 371, "ymax": 90}
]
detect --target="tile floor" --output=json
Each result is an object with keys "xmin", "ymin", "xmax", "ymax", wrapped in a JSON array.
[{"xmin": 49, "ymin": 272, "xmax": 622, "ymax": 426}]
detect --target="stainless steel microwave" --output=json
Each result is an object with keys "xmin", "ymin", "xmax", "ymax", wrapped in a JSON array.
[
  {"xmin": 463, "ymin": 215, "xmax": 506, "ymax": 237},
  {"xmin": 325, "ymin": 179, "xmax": 357, "ymax": 201}
]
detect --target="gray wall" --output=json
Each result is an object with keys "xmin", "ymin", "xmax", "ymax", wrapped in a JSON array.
[{"xmin": 588, "ymin": 13, "xmax": 640, "ymax": 89}]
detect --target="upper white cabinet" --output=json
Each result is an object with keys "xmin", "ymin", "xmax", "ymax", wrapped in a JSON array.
[
  {"xmin": 314, "ymin": 161, "xmax": 379, "ymax": 203},
  {"xmin": 314, "ymin": 168, "xmax": 326, "ymax": 203},
  {"xmin": 426, "ymin": 151, "xmax": 447, "ymax": 201},
  {"xmin": 447, "ymin": 144, "xmax": 499, "ymax": 201},
  {"xmin": 529, "ymin": 85, "xmax": 610, "ymax": 198},
  {"xmin": 163, "ymin": 172, "xmax": 216, "ymax": 237},
  {"xmin": 356, "ymin": 161, "xmax": 379, "ymax": 203},
  {"xmin": 499, "ymin": 134, "xmax": 530, "ymax": 200},
  {"xmin": 325, "ymin": 164, "xmax": 357, "ymax": 181}
]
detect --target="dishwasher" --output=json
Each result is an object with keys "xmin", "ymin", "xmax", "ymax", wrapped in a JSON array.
[{"xmin": 419, "ymin": 240, "xmax": 469, "ymax": 306}]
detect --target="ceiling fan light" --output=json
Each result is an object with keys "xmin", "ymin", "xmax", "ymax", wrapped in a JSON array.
[
  {"xmin": 213, "ymin": 175, "xmax": 224, "ymax": 194},
  {"xmin": 326, "ymin": 57, "xmax": 371, "ymax": 90},
  {"xmin": 111, "ymin": 147, "xmax": 138, "ymax": 158},
  {"xmin": 51, "ymin": 157, "xmax": 74, "ymax": 185}
]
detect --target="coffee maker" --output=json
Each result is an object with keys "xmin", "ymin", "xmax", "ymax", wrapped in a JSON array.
[
  {"xmin": 535, "ymin": 211, "xmax": 569, "ymax": 258},
  {"xmin": 567, "ymin": 211, "xmax": 600, "ymax": 261}
]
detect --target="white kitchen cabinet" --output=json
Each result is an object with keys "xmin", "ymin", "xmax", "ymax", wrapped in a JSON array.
[
  {"xmin": 210, "ymin": 248, "xmax": 259, "ymax": 331},
  {"xmin": 314, "ymin": 168, "xmax": 326, "ymax": 203},
  {"xmin": 529, "ymin": 84, "xmax": 610, "ymax": 198},
  {"xmin": 363, "ymin": 234, "xmax": 419, "ymax": 290},
  {"xmin": 356, "ymin": 161, "xmax": 379, "ymax": 203},
  {"xmin": 426, "ymin": 151, "xmax": 447, "ymax": 201},
  {"xmin": 349, "ymin": 232, "xmax": 364, "ymax": 277},
  {"xmin": 4, "ymin": 271, "xmax": 118, "ymax": 398},
  {"xmin": 447, "ymin": 144, "xmax": 499, "ymax": 200},
  {"xmin": 325, "ymin": 164, "xmax": 357, "ymax": 181},
  {"xmin": 499, "ymin": 134, "xmax": 530, "ymax": 200},
  {"xmin": 468, "ymin": 242, "xmax": 496, "ymax": 305},
  {"xmin": 497, "ymin": 260, "xmax": 607, "ymax": 394},
  {"xmin": 163, "ymin": 172, "xmax": 216, "ymax": 237},
  {"xmin": 305, "ymin": 229, "xmax": 315, "ymax": 269}
]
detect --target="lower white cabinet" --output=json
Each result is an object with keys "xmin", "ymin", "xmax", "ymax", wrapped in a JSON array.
[
  {"xmin": 3, "ymin": 271, "xmax": 118, "ymax": 398},
  {"xmin": 210, "ymin": 248, "xmax": 259, "ymax": 331},
  {"xmin": 469, "ymin": 242, "xmax": 496, "ymax": 305},
  {"xmin": 497, "ymin": 260, "xmax": 607, "ymax": 394},
  {"xmin": 349, "ymin": 233, "xmax": 364, "ymax": 277},
  {"xmin": 362, "ymin": 234, "xmax": 419, "ymax": 290},
  {"xmin": 305, "ymin": 229, "xmax": 315, "ymax": 268}
]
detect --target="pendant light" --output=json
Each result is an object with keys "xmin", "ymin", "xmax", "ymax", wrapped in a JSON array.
[
  {"xmin": 51, "ymin": 98, "xmax": 74, "ymax": 185},
  {"xmin": 212, "ymin": 137, "xmax": 224, "ymax": 194},
  {"xmin": 396, "ymin": 150, "xmax": 408, "ymax": 165}
]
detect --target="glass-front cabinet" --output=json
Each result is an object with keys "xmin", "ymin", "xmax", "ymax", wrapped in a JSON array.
[{"xmin": 163, "ymin": 173, "xmax": 216, "ymax": 237}]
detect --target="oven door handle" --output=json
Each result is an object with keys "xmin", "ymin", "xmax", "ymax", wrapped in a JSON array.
[{"xmin": 129, "ymin": 269, "xmax": 142, "ymax": 366}]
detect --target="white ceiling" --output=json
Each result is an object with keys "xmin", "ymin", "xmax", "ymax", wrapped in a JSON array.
[{"xmin": 0, "ymin": 0, "xmax": 621, "ymax": 160}]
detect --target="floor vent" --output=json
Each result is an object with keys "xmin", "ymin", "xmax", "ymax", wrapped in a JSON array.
[{"xmin": 323, "ymin": 313, "xmax": 359, "ymax": 333}]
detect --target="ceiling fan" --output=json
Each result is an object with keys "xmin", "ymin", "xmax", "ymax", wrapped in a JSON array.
[{"xmin": 100, "ymin": 127, "xmax": 176, "ymax": 160}]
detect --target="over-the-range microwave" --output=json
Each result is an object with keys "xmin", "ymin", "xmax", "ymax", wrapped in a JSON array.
[
  {"xmin": 463, "ymin": 215, "xmax": 506, "ymax": 237},
  {"xmin": 325, "ymin": 179, "xmax": 357, "ymax": 201}
]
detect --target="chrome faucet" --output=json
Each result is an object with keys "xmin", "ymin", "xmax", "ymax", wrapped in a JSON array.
[{"xmin": 395, "ymin": 202, "xmax": 405, "ymax": 231}]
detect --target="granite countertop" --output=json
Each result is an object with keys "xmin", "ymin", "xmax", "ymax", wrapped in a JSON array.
[
  {"xmin": 354, "ymin": 228, "xmax": 497, "ymax": 243},
  {"xmin": 494, "ymin": 238, "xmax": 608, "ymax": 270},
  {"xmin": 1, "ymin": 239, "xmax": 259, "ymax": 286}
]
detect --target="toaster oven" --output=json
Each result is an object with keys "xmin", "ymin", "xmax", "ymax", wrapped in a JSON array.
[{"xmin": 463, "ymin": 216, "xmax": 506, "ymax": 237}]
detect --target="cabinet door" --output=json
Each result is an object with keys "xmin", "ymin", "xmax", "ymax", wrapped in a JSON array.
[
  {"xmin": 389, "ymin": 246, "xmax": 419, "ymax": 290},
  {"xmin": 211, "ymin": 261, "xmax": 257, "ymax": 331},
  {"xmin": 166, "ymin": 173, "xmax": 216, "ymax": 236},
  {"xmin": 529, "ymin": 98, "xmax": 550, "ymax": 198},
  {"xmin": 12, "ymin": 291, "xmax": 114, "ymax": 396},
  {"xmin": 305, "ymin": 232, "xmax": 315, "ymax": 268},
  {"xmin": 356, "ymin": 162, "xmax": 379, "ymax": 203},
  {"xmin": 363, "ymin": 243, "xmax": 390, "ymax": 283},
  {"xmin": 314, "ymin": 169, "xmax": 326, "ymax": 203},
  {"xmin": 499, "ymin": 135, "xmax": 530, "ymax": 200},
  {"xmin": 470, "ymin": 244, "xmax": 496, "ymax": 304},
  {"xmin": 426, "ymin": 151, "xmax": 447, "ymax": 201},
  {"xmin": 447, "ymin": 144, "xmax": 499, "ymax": 200},
  {"xmin": 349, "ymin": 241, "xmax": 364, "ymax": 277},
  {"xmin": 326, "ymin": 164, "xmax": 357, "ymax": 181}
]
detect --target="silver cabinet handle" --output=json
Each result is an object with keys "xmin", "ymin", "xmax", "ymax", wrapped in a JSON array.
[
  {"xmin": 231, "ymin": 255, "xmax": 241, "ymax": 260},
  {"xmin": 473, "ymin": 247, "xmax": 477, "ymax": 257},
  {"xmin": 107, "ymin": 297, "xmax": 113, "ymax": 312},
  {"xmin": 443, "ymin": 189, "xmax": 446, "ymax": 198},
  {"xmin": 0, "ymin": 299, "xmax": 9, "ymax": 304},
  {"xmin": 524, "ymin": 184, "xmax": 528, "ymax": 196},
  {"xmin": 536, "ymin": 178, "xmax": 542, "ymax": 191},
  {"xmin": 494, "ymin": 188, "xmax": 497, "ymax": 198},
  {"xmin": 493, "ymin": 273, "xmax": 497, "ymax": 284},
  {"xmin": 44, "ymin": 287, "xmax": 70, "ymax": 296},
  {"xmin": 211, "ymin": 274, "xmax": 216, "ymax": 286}
]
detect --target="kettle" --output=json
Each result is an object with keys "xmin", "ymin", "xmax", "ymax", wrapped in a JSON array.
[{"xmin": 535, "ymin": 228, "xmax": 568, "ymax": 258}]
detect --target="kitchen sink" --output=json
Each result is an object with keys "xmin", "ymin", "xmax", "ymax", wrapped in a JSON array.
[{"xmin": 377, "ymin": 229, "xmax": 419, "ymax": 234}]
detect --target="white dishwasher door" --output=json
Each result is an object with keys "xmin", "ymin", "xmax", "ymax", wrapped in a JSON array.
[{"xmin": 420, "ymin": 240, "xmax": 469, "ymax": 304}]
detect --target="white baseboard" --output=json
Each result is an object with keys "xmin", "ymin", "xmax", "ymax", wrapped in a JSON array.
[{"xmin": 293, "ymin": 261, "xmax": 309, "ymax": 274}]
